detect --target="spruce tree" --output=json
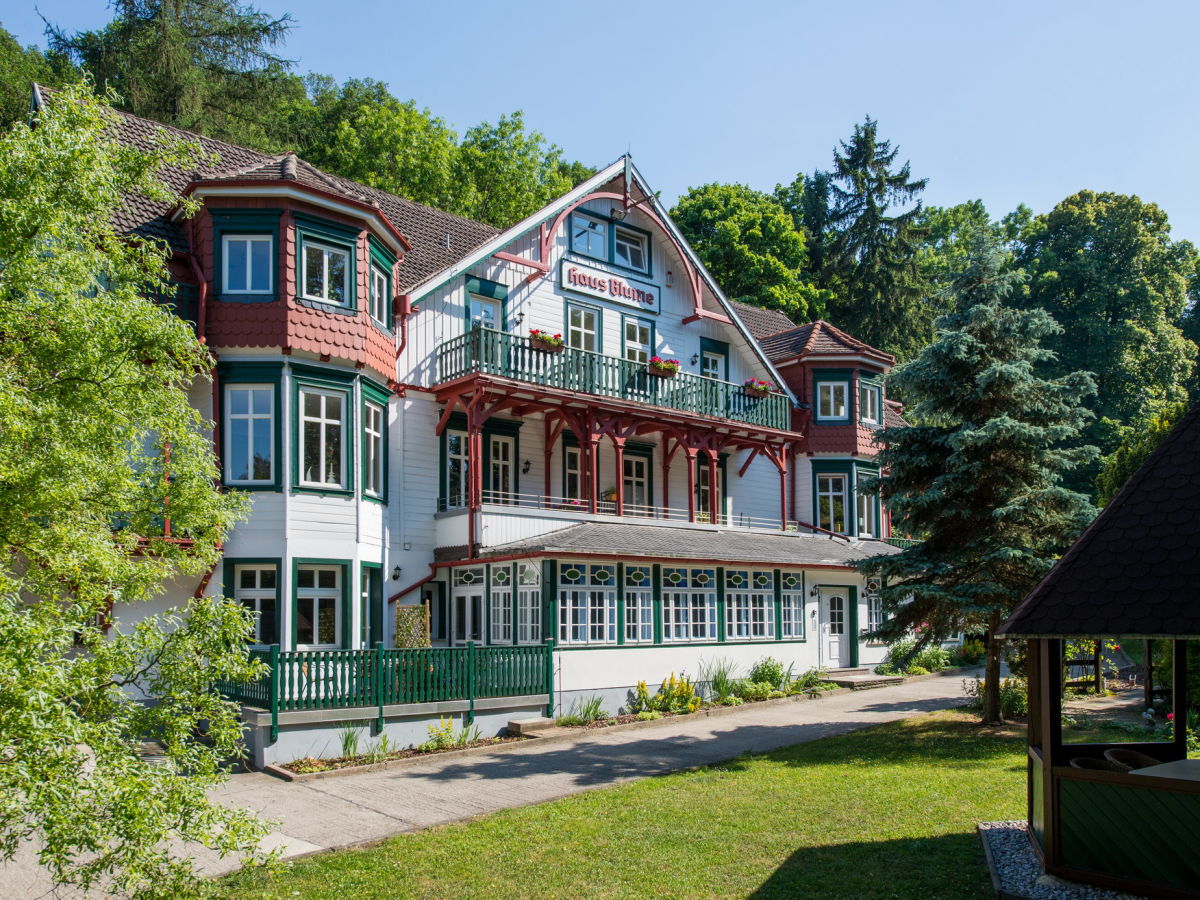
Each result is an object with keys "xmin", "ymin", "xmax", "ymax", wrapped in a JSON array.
[
  {"xmin": 811, "ymin": 118, "xmax": 931, "ymax": 358},
  {"xmin": 855, "ymin": 231, "xmax": 1097, "ymax": 723}
]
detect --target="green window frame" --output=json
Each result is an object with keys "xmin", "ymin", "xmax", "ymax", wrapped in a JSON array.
[
  {"xmin": 439, "ymin": 412, "xmax": 522, "ymax": 508},
  {"xmin": 360, "ymin": 562, "xmax": 383, "ymax": 647},
  {"xmin": 813, "ymin": 460, "xmax": 880, "ymax": 539},
  {"xmin": 361, "ymin": 379, "xmax": 390, "ymax": 503},
  {"xmin": 223, "ymin": 557, "xmax": 282, "ymax": 647},
  {"xmin": 367, "ymin": 237, "xmax": 396, "ymax": 334},
  {"xmin": 218, "ymin": 362, "xmax": 283, "ymax": 492},
  {"xmin": 463, "ymin": 277, "xmax": 509, "ymax": 331},
  {"xmin": 294, "ymin": 214, "xmax": 359, "ymax": 312},
  {"xmin": 858, "ymin": 376, "xmax": 883, "ymax": 426},
  {"xmin": 292, "ymin": 558, "xmax": 352, "ymax": 649},
  {"xmin": 211, "ymin": 210, "xmax": 281, "ymax": 303},
  {"xmin": 621, "ymin": 314, "xmax": 655, "ymax": 364},
  {"xmin": 292, "ymin": 365, "xmax": 356, "ymax": 496},
  {"xmin": 813, "ymin": 369, "xmax": 855, "ymax": 424},
  {"xmin": 699, "ymin": 337, "xmax": 729, "ymax": 381},
  {"xmin": 854, "ymin": 463, "xmax": 881, "ymax": 540},
  {"xmin": 565, "ymin": 300, "xmax": 602, "ymax": 353},
  {"xmin": 568, "ymin": 210, "xmax": 654, "ymax": 277}
]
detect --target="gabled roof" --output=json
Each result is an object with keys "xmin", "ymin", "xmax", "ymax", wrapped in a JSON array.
[
  {"xmin": 883, "ymin": 399, "xmax": 909, "ymax": 429},
  {"xmin": 727, "ymin": 300, "xmax": 797, "ymax": 340},
  {"xmin": 33, "ymin": 85, "xmax": 497, "ymax": 291},
  {"xmin": 758, "ymin": 319, "xmax": 895, "ymax": 366},
  {"xmin": 463, "ymin": 521, "xmax": 898, "ymax": 568},
  {"xmin": 999, "ymin": 402, "xmax": 1200, "ymax": 639}
]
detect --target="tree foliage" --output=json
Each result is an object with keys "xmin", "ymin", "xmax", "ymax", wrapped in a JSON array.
[
  {"xmin": 0, "ymin": 25, "xmax": 79, "ymax": 129},
  {"xmin": 1094, "ymin": 400, "xmax": 1190, "ymax": 506},
  {"xmin": 0, "ymin": 83, "xmax": 267, "ymax": 897},
  {"xmin": 1014, "ymin": 190, "xmax": 1198, "ymax": 492},
  {"xmin": 672, "ymin": 182, "xmax": 823, "ymax": 322},
  {"xmin": 855, "ymin": 231, "xmax": 1097, "ymax": 723}
]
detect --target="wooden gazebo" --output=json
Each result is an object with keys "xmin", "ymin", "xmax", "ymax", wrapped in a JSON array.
[{"xmin": 997, "ymin": 403, "xmax": 1200, "ymax": 898}]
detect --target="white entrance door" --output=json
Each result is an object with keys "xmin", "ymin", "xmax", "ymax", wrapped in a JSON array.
[
  {"xmin": 819, "ymin": 586, "xmax": 849, "ymax": 668},
  {"xmin": 453, "ymin": 589, "xmax": 484, "ymax": 645}
]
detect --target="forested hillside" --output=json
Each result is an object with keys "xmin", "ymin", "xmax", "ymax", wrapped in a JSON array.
[{"xmin": 3, "ymin": 0, "xmax": 1197, "ymax": 498}]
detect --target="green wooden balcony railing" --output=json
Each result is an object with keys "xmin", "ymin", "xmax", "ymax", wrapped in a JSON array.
[
  {"xmin": 436, "ymin": 329, "xmax": 791, "ymax": 430},
  {"xmin": 217, "ymin": 641, "xmax": 554, "ymax": 741}
]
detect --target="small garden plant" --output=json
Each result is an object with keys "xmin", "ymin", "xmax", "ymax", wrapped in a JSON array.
[
  {"xmin": 875, "ymin": 639, "xmax": 956, "ymax": 676},
  {"xmin": 628, "ymin": 673, "xmax": 702, "ymax": 715},
  {"xmin": 556, "ymin": 696, "xmax": 608, "ymax": 727}
]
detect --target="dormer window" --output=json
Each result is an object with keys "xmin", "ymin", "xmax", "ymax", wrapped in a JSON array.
[
  {"xmin": 614, "ymin": 226, "xmax": 648, "ymax": 273},
  {"xmin": 303, "ymin": 240, "xmax": 350, "ymax": 306},
  {"xmin": 816, "ymin": 382, "xmax": 849, "ymax": 420},
  {"xmin": 223, "ymin": 235, "xmax": 273, "ymax": 294},
  {"xmin": 369, "ymin": 263, "xmax": 390, "ymax": 326}
]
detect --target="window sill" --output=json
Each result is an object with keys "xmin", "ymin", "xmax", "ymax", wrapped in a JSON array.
[
  {"xmin": 295, "ymin": 295, "xmax": 357, "ymax": 316},
  {"xmin": 813, "ymin": 418, "xmax": 852, "ymax": 425},
  {"xmin": 293, "ymin": 485, "xmax": 355, "ymax": 498},
  {"xmin": 224, "ymin": 482, "xmax": 283, "ymax": 492},
  {"xmin": 363, "ymin": 493, "xmax": 387, "ymax": 506}
]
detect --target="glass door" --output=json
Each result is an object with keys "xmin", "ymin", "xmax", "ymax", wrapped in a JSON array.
[
  {"xmin": 453, "ymin": 589, "xmax": 484, "ymax": 645},
  {"xmin": 488, "ymin": 435, "xmax": 515, "ymax": 504},
  {"xmin": 623, "ymin": 455, "xmax": 650, "ymax": 516}
]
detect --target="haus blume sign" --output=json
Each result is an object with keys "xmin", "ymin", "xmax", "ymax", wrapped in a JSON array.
[{"xmin": 560, "ymin": 259, "xmax": 660, "ymax": 314}]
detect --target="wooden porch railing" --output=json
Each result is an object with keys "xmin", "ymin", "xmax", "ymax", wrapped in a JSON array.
[
  {"xmin": 436, "ymin": 328, "xmax": 790, "ymax": 431},
  {"xmin": 217, "ymin": 641, "xmax": 554, "ymax": 742}
]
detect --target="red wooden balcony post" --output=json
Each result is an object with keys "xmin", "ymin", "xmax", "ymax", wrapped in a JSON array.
[
  {"xmin": 587, "ymin": 436, "xmax": 601, "ymax": 515},
  {"xmin": 661, "ymin": 436, "xmax": 673, "ymax": 519},
  {"xmin": 685, "ymin": 447, "xmax": 698, "ymax": 523},
  {"xmin": 613, "ymin": 436, "xmax": 626, "ymax": 516},
  {"xmin": 707, "ymin": 450, "xmax": 719, "ymax": 524}
]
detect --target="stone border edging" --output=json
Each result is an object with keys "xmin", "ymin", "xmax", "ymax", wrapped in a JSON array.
[{"xmin": 262, "ymin": 686, "xmax": 858, "ymax": 783}]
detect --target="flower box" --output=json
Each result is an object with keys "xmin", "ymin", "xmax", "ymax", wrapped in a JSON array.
[
  {"xmin": 743, "ymin": 378, "xmax": 775, "ymax": 397},
  {"xmin": 648, "ymin": 356, "xmax": 680, "ymax": 378},
  {"xmin": 529, "ymin": 329, "xmax": 565, "ymax": 353}
]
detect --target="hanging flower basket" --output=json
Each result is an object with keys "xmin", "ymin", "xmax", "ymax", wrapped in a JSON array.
[
  {"xmin": 647, "ymin": 356, "xmax": 680, "ymax": 378},
  {"xmin": 743, "ymin": 377, "xmax": 776, "ymax": 398},
  {"xmin": 529, "ymin": 329, "xmax": 565, "ymax": 353}
]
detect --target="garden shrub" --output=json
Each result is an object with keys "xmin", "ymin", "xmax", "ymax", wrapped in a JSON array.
[
  {"xmin": 698, "ymin": 656, "xmax": 739, "ymax": 702},
  {"xmin": 787, "ymin": 666, "xmax": 829, "ymax": 692},
  {"xmin": 913, "ymin": 646, "xmax": 951, "ymax": 671},
  {"xmin": 722, "ymin": 696, "xmax": 744, "ymax": 706},
  {"xmin": 736, "ymin": 681, "xmax": 774, "ymax": 702},
  {"xmin": 962, "ymin": 676, "xmax": 1029, "ymax": 718},
  {"xmin": 635, "ymin": 710, "xmax": 661, "ymax": 721},
  {"xmin": 748, "ymin": 656, "xmax": 786, "ymax": 689},
  {"xmin": 954, "ymin": 639, "xmax": 987, "ymax": 666},
  {"xmin": 906, "ymin": 665, "xmax": 930, "ymax": 676}
]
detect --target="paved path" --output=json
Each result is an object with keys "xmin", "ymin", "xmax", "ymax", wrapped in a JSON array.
[
  {"xmin": 205, "ymin": 669, "xmax": 979, "ymax": 875},
  {"xmin": 3, "ymin": 670, "xmax": 979, "ymax": 896}
]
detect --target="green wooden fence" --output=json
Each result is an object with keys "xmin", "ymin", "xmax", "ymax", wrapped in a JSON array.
[
  {"xmin": 218, "ymin": 642, "xmax": 554, "ymax": 741},
  {"xmin": 437, "ymin": 329, "xmax": 790, "ymax": 430}
]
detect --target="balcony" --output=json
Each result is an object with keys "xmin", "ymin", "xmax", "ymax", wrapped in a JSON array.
[{"xmin": 436, "ymin": 329, "xmax": 790, "ymax": 431}]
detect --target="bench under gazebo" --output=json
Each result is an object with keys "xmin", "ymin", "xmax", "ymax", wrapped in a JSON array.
[{"xmin": 997, "ymin": 403, "xmax": 1200, "ymax": 898}]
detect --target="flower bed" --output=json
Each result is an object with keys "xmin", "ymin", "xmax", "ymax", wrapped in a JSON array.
[{"xmin": 282, "ymin": 734, "xmax": 527, "ymax": 774}]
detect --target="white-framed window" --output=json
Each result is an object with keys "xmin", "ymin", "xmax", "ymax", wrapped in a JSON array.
[
  {"xmin": 859, "ymin": 384, "xmax": 881, "ymax": 425},
  {"xmin": 222, "ymin": 234, "xmax": 272, "ymax": 294},
  {"xmin": 570, "ymin": 212, "xmax": 608, "ymax": 259},
  {"xmin": 856, "ymin": 488, "xmax": 877, "ymax": 539},
  {"xmin": 661, "ymin": 567, "xmax": 717, "ymax": 642},
  {"xmin": 445, "ymin": 430, "xmax": 468, "ymax": 508},
  {"xmin": 299, "ymin": 387, "xmax": 346, "ymax": 489},
  {"xmin": 296, "ymin": 565, "xmax": 340, "ymax": 648},
  {"xmin": 468, "ymin": 294, "xmax": 501, "ymax": 330},
  {"xmin": 490, "ymin": 566, "xmax": 512, "ymax": 644},
  {"xmin": 488, "ymin": 435, "xmax": 515, "ymax": 503},
  {"xmin": 567, "ymin": 304, "xmax": 599, "ymax": 352},
  {"xmin": 725, "ymin": 570, "xmax": 774, "ymax": 640},
  {"xmin": 518, "ymin": 563, "xmax": 541, "ymax": 644},
  {"xmin": 558, "ymin": 563, "xmax": 617, "ymax": 645},
  {"xmin": 302, "ymin": 239, "xmax": 350, "ymax": 305},
  {"xmin": 624, "ymin": 565, "xmax": 653, "ymax": 643},
  {"xmin": 817, "ymin": 473, "xmax": 848, "ymax": 534},
  {"xmin": 224, "ymin": 384, "xmax": 274, "ymax": 484},
  {"xmin": 369, "ymin": 263, "xmax": 390, "ymax": 325},
  {"xmin": 781, "ymin": 590, "xmax": 805, "ymax": 639},
  {"xmin": 234, "ymin": 564, "xmax": 278, "ymax": 645},
  {"xmin": 817, "ymin": 382, "xmax": 849, "ymax": 420},
  {"xmin": 623, "ymin": 317, "xmax": 652, "ymax": 364},
  {"xmin": 364, "ymin": 401, "xmax": 384, "ymax": 498},
  {"xmin": 866, "ymin": 578, "xmax": 884, "ymax": 634},
  {"xmin": 614, "ymin": 225, "xmax": 648, "ymax": 272},
  {"xmin": 701, "ymin": 351, "xmax": 724, "ymax": 380},
  {"xmin": 695, "ymin": 462, "xmax": 723, "ymax": 521},
  {"xmin": 564, "ymin": 446, "xmax": 583, "ymax": 500}
]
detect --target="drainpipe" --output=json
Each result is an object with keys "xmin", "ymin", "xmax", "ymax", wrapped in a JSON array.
[{"xmin": 182, "ymin": 252, "xmax": 209, "ymax": 345}]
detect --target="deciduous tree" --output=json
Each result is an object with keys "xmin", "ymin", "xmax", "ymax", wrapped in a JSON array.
[
  {"xmin": 856, "ymin": 231, "xmax": 1097, "ymax": 724},
  {"xmin": 673, "ymin": 183, "xmax": 823, "ymax": 322},
  {"xmin": 0, "ymin": 84, "xmax": 266, "ymax": 897}
]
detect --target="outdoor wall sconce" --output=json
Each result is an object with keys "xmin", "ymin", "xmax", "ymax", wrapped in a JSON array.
[
  {"xmin": 515, "ymin": 311, "xmax": 525, "ymax": 327},
  {"xmin": 522, "ymin": 459, "xmax": 532, "ymax": 474},
  {"xmin": 610, "ymin": 207, "xmax": 627, "ymax": 220},
  {"xmin": 690, "ymin": 353, "xmax": 700, "ymax": 365},
  {"xmin": 666, "ymin": 270, "xmax": 674, "ymax": 288},
  {"xmin": 392, "ymin": 566, "xmax": 403, "ymax": 581}
]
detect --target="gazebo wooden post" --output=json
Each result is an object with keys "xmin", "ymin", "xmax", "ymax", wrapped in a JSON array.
[
  {"xmin": 1037, "ymin": 638, "xmax": 1063, "ymax": 866},
  {"xmin": 1144, "ymin": 638, "xmax": 1154, "ymax": 714},
  {"xmin": 1174, "ymin": 639, "xmax": 1189, "ymax": 755}
]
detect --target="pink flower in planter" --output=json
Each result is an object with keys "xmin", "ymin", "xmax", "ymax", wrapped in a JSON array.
[{"xmin": 1168, "ymin": 712, "xmax": 1176, "ymax": 721}]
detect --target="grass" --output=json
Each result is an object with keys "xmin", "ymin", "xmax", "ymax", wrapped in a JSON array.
[{"xmin": 221, "ymin": 710, "xmax": 1026, "ymax": 899}]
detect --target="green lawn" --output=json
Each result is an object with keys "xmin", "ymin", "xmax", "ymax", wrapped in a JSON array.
[{"xmin": 222, "ymin": 710, "xmax": 1027, "ymax": 899}]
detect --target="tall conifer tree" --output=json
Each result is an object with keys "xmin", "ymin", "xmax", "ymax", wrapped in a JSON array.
[{"xmin": 856, "ymin": 232, "xmax": 1097, "ymax": 723}]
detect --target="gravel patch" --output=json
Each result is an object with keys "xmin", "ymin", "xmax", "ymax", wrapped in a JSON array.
[{"xmin": 978, "ymin": 821, "xmax": 1145, "ymax": 900}]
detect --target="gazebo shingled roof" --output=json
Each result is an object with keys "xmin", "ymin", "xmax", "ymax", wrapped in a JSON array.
[{"xmin": 998, "ymin": 401, "xmax": 1200, "ymax": 639}]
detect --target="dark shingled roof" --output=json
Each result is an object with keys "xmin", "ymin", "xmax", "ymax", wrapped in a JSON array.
[
  {"xmin": 999, "ymin": 402, "xmax": 1200, "ymax": 638},
  {"xmin": 469, "ymin": 521, "xmax": 899, "ymax": 568},
  {"xmin": 884, "ymin": 399, "xmax": 910, "ymax": 429},
  {"xmin": 35, "ymin": 85, "xmax": 498, "ymax": 291},
  {"xmin": 728, "ymin": 300, "xmax": 797, "ymax": 340},
  {"xmin": 758, "ymin": 319, "xmax": 895, "ymax": 365}
]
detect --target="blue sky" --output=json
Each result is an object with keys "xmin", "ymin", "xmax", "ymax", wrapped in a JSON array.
[{"xmin": 8, "ymin": 1, "xmax": 1200, "ymax": 241}]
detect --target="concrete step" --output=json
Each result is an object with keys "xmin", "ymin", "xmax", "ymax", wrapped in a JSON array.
[
  {"xmin": 827, "ymin": 674, "xmax": 905, "ymax": 690},
  {"xmin": 825, "ymin": 667, "xmax": 870, "ymax": 677}
]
